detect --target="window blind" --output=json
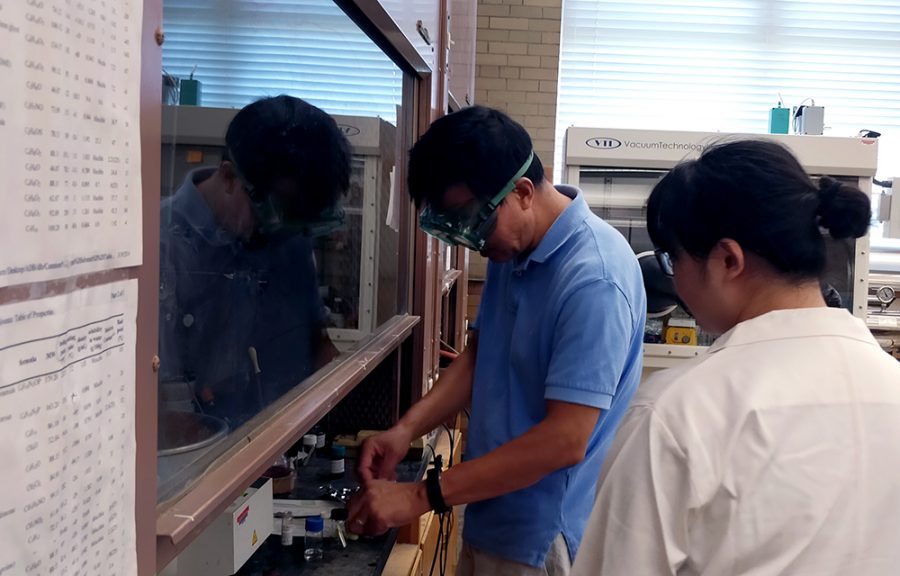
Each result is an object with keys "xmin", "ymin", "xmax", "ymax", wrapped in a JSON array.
[
  {"xmin": 557, "ymin": 0, "xmax": 900, "ymax": 251},
  {"xmin": 161, "ymin": 0, "xmax": 402, "ymax": 123}
]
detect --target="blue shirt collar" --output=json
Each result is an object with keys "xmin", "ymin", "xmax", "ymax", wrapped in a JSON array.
[
  {"xmin": 514, "ymin": 185, "xmax": 591, "ymax": 272},
  {"xmin": 170, "ymin": 167, "xmax": 238, "ymax": 247}
]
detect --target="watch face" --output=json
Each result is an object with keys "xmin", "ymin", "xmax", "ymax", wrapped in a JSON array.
[{"xmin": 876, "ymin": 285, "xmax": 896, "ymax": 304}]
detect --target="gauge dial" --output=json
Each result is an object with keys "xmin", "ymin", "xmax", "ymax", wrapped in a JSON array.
[{"xmin": 876, "ymin": 285, "xmax": 896, "ymax": 305}]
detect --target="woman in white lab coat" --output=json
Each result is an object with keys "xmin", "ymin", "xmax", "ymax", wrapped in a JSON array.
[{"xmin": 572, "ymin": 139, "xmax": 900, "ymax": 576}]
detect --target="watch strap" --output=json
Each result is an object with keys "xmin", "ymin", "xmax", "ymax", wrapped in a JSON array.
[{"xmin": 425, "ymin": 465, "xmax": 451, "ymax": 514}]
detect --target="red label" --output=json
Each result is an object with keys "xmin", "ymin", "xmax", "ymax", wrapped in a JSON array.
[{"xmin": 236, "ymin": 506, "xmax": 250, "ymax": 525}]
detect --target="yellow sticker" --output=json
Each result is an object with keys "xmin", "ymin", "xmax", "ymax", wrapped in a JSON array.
[{"xmin": 252, "ymin": 530, "xmax": 258, "ymax": 546}]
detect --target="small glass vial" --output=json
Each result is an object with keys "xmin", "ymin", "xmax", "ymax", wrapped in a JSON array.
[
  {"xmin": 280, "ymin": 511, "xmax": 293, "ymax": 546},
  {"xmin": 304, "ymin": 516, "xmax": 324, "ymax": 561},
  {"xmin": 329, "ymin": 445, "xmax": 346, "ymax": 479},
  {"xmin": 302, "ymin": 433, "xmax": 317, "ymax": 455},
  {"xmin": 314, "ymin": 425, "xmax": 326, "ymax": 450}
]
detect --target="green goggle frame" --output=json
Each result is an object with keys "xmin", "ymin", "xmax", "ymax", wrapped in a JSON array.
[
  {"xmin": 230, "ymin": 154, "xmax": 345, "ymax": 238},
  {"xmin": 249, "ymin": 193, "xmax": 345, "ymax": 238},
  {"xmin": 419, "ymin": 151, "xmax": 534, "ymax": 251}
]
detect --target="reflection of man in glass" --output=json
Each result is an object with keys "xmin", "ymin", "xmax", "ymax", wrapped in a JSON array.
[{"xmin": 159, "ymin": 95, "xmax": 350, "ymax": 428}]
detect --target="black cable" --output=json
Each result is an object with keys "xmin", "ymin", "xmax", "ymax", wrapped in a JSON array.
[
  {"xmin": 442, "ymin": 424, "xmax": 455, "ymax": 468},
  {"xmin": 429, "ymin": 510, "xmax": 447, "ymax": 576},
  {"xmin": 874, "ymin": 178, "xmax": 893, "ymax": 189},
  {"xmin": 427, "ymin": 426, "xmax": 457, "ymax": 576},
  {"xmin": 441, "ymin": 510, "xmax": 452, "ymax": 576},
  {"xmin": 428, "ymin": 521, "xmax": 440, "ymax": 576},
  {"xmin": 440, "ymin": 513, "xmax": 447, "ymax": 576},
  {"xmin": 438, "ymin": 509, "xmax": 452, "ymax": 576},
  {"xmin": 439, "ymin": 515, "xmax": 446, "ymax": 576},
  {"xmin": 426, "ymin": 449, "xmax": 446, "ymax": 576}
]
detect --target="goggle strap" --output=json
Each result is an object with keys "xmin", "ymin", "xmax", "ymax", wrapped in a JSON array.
[
  {"xmin": 486, "ymin": 150, "xmax": 534, "ymax": 210},
  {"xmin": 227, "ymin": 150, "xmax": 258, "ymax": 198}
]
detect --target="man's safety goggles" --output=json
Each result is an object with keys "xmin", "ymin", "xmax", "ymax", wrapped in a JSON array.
[
  {"xmin": 248, "ymin": 192, "xmax": 345, "ymax": 238},
  {"xmin": 231, "ymin": 156, "xmax": 345, "ymax": 238},
  {"xmin": 418, "ymin": 151, "xmax": 534, "ymax": 251}
]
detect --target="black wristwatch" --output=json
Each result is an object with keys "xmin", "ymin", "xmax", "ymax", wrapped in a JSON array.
[{"xmin": 425, "ymin": 462, "xmax": 451, "ymax": 514}]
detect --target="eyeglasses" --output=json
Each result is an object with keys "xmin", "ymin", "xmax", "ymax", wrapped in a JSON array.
[
  {"xmin": 655, "ymin": 249, "xmax": 674, "ymax": 277},
  {"xmin": 418, "ymin": 151, "xmax": 534, "ymax": 252}
]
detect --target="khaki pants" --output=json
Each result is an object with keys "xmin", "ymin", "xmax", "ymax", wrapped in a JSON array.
[{"xmin": 456, "ymin": 534, "xmax": 571, "ymax": 576}]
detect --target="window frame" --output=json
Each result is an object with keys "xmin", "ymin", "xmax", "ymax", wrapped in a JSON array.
[{"xmin": 142, "ymin": 0, "xmax": 439, "ymax": 571}]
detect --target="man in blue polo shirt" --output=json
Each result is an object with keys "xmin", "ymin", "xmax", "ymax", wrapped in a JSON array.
[
  {"xmin": 158, "ymin": 96, "xmax": 347, "ymax": 428},
  {"xmin": 347, "ymin": 106, "xmax": 645, "ymax": 575}
]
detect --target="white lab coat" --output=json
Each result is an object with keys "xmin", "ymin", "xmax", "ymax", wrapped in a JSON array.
[{"xmin": 573, "ymin": 307, "xmax": 900, "ymax": 576}]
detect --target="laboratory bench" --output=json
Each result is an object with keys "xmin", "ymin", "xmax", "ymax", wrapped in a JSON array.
[
  {"xmin": 237, "ymin": 532, "xmax": 392, "ymax": 576},
  {"xmin": 235, "ymin": 451, "xmax": 425, "ymax": 576}
]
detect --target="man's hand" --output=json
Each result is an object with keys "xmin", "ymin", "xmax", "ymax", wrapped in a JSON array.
[
  {"xmin": 357, "ymin": 427, "xmax": 412, "ymax": 482},
  {"xmin": 346, "ymin": 479, "xmax": 431, "ymax": 536}
]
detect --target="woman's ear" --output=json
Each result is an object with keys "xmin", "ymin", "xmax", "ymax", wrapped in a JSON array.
[{"xmin": 709, "ymin": 238, "xmax": 746, "ymax": 282}]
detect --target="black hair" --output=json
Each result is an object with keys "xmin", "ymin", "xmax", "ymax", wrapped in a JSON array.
[
  {"xmin": 646, "ymin": 139, "xmax": 871, "ymax": 280},
  {"xmin": 224, "ymin": 95, "xmax": 351, "ymax": 218},
  {"xmin": 407, "ymin": 106, "xmax": 545, "ymax": 209}
]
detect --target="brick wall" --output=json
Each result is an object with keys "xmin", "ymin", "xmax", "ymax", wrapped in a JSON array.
[
  {"xmin": 468, "ymin": 0, "xmax": 562, "ymax": 324},
  {"xmin": 474, "ymin": 0, "xmax": 561, "ymax": 177}
]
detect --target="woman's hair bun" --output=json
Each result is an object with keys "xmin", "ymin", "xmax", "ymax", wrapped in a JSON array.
[{"xmin": 817, "ymin": 175, "xmax": 871, "ymax": 239}]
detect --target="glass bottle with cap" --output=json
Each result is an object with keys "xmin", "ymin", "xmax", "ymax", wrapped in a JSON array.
[
  {"xmin": 329, "ymin": 444, "xmax": 346, "ymax": 479},
  {"xmin": 280, "ymin": 511, "xmax": 293, "ymax": 546},
  {"xmin": 300, "ymin": 433, "xmax": 317, "ymax": 465},
  {"xmin": 313, "ymin": 425, "xmax": 326, "ymax": 452},
  {"xmin": 304, "ymin": 516, "xmax": 324, "ymax": 561}
]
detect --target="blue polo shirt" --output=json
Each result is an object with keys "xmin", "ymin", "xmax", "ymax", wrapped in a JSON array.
[{"xmin": 464, "ymin": 185, "xmax": 645, "ymax": 567}]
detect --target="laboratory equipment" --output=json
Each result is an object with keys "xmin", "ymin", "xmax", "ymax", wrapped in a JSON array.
[
  {"xmin": 262, "ymin": 463, "xmax": 295, "ymax": 496},
  {"xmin": 281, "ymin": 511, "xmax": 294, "ymax": 546},
  {"xmin": 174, "ymin": 477, "xmax": 273, "ymax": 576},
  {"xmin": 564, "ymin": 127, "xmax": 878, "ymax": 368},
  {"xmin": 769, "ymin": 104, "xmax": 790, "ymax": 134},
  {"xmin": 179, "ymin": 77, "xmax": 202, "ymax": 106},
  {"xmin": 162, "ymin": 72, "xmax": 180, "ymax": 105},
  {"xmin": 298, "ymin": 433, "xmax": 318, "ymax": 465},
  {"xmin": 329, "ymin": 444, "xmax": 346, "ymax": 479},
  {"xmin": 793, "ymin": 104, "xmax": 825, "ymax": 135},
  {"xmin": 304, "ymin": 516, "xmax": 325, "ymax": 561},
  {"xmin": 637, "ymin": 251, "xmax": 679, "ymax": 318},
  {"xmin": 157, "ymin": 411, "xmax": 229, "ymax": 496},
  {"xmin": 877, "ymin": 178, "xmax": 900, "ymax": 239},
  {"xmin": 867, "ymin": 271, "xmax": 900, "ymax": 358}
]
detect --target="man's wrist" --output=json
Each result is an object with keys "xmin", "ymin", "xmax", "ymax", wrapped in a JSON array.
[
  {"xmin": 394, "ymin": 419, "xmax": 418, "ymax": 443},
  {"xmin": 413, "ymin": 480, "xmax": 432, "ymax": 516}
]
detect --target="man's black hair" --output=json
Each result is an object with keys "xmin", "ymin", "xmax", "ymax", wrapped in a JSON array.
[
  {"xmin": 224, "ymin": 95, "xmax": 351, "ymax": 219},
  {"xmin": 407, "ymin": 106, "xmax": 545, "ymax": 209},
  {"xmin": 647, "ymin": 139, "xmax": 871, "ymax": 280}
]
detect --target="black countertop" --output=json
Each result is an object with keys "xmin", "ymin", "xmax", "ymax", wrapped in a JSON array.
[{"xmin": 235, "ymin": 451, "xmax": 425, "ymax": 576}]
